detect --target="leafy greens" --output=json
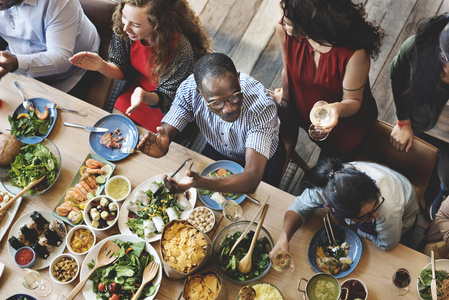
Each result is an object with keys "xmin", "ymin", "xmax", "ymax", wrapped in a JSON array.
[
  {"xmin": 8, "ymin": 111, "xmax": 51, "ymax": 138},
  {"xmin": 418, "ymin": 268, "xmax": 449, "ymax": 299}
]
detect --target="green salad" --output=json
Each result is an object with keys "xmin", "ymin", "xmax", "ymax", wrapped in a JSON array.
[
  {"xmin": 8, "ymin": 110, "xmax": 51, "ymax": 137},
  {"xmin": 418, "ymin": 268, "xmax": 449, "ymax": 299},
  {"xmin": 199, "ymin": 169, "xmax": 240, "ymax": 199},
  {"xmin": 88, "ymin": 240, "xmax": 157, "ymax": 300},
  {"xmin": 8, "ymin": 143, "xmax": 58, "ymax": 194},
  {"xmin": 218, "ymin": 231, "xmax": 271, "ymax": 281}
]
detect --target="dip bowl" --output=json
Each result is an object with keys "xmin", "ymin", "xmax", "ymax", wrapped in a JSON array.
[{"xmin": 105, "ymin": 175, "xmax": 131, "ymax": 202}]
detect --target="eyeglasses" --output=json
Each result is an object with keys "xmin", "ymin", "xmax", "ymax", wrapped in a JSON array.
[
  {"xmin": 353, "ymin": 196, "xmax": 385, "ymax": 223},
  {"xmin": 205, "ymin": 91, "xmax": 243, "ymax": 110},
  {"xmin": 441, "ymin": 51, "xmax": 449, "ymax": 63}
]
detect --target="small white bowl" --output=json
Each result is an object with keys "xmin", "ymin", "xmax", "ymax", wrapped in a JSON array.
[
  {"xmin": 340, "ymin": 278, "xmax": 368, "ymax": 300},
  {"xmin": 83, "ymin": 196, "xmax": 119, "ymax": 231},
  {"xmin": 66, "ymin": 225, "xmax": 96, "ymax": 256},
  {"xmin": 188, "ymin": 206, "xmax": 216, "ymax": 233},
  {"xmin": 49, "ymin": 253, "xmax": 79, "ymax": 285},
  {"xmin": 105, "ymin": 175, "xmax": 131, "ymax": 202}
]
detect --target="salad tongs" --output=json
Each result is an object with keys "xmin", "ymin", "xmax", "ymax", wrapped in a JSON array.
[{"xmin": 152, "ymin": 158, "xmax": 194, "ymax": 197}]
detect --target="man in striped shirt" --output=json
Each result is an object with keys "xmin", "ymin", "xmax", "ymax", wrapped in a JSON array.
[{"xmin": 137, "ymin": 53, "xmax": 286, "ymax": 194}]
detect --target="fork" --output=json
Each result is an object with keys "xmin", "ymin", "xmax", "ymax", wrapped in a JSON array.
[
  {"xmin": 131, "ymin": 261, "xmax": 160, "ymax": 300},
  {"xmin": 120, "ymin": 147, "xmax": 139, "ymax": 154},
  {"xmin": 49, "ymin": 102, "xmax": 87, "ymax": 116}
]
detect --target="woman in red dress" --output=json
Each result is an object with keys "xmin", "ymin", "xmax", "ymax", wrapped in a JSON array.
[{"xmin": 275, "ymin": 0, "xmax": 384, "ymax": 160}]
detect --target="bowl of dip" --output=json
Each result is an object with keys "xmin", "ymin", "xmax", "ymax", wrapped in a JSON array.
[
  {"xmin": 105, "ymin": 175, "xmax": 131, "ymax": 202},
  {"xmin": 298, "ymin": 273, "xmax": 341, "ymax": 300},
  {"xmin": 14, "ymin": 246, "xmax": 36, "ymax": 269}
]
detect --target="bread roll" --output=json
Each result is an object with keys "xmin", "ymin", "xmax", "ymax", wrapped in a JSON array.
[{"xmin": 0, "ymin": 134, "xmax": 20, "ymax": 165}]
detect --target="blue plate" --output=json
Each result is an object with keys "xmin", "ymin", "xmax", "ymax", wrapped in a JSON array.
[
  {"xmin": 11, "ymin": 97, "xmax": 57, "ymax": 139},
  {"xmin": 6, "ymin": 294, "xmax": 37, "ymax": 300},
  {"xmin": 307, "ymin": 224, "xmax": 362, "ymax": 278},
  {"xmin": 88, "ymin": 114, "xmax": 138, "ymax": 161},
  {"xmin": 198, "ymin": 160, "xmax": 245, "ymax": 210}
]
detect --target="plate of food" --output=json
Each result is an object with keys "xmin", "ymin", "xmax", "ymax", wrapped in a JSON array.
[
  {"xmin": 417, "ymin": 259, "xmax": 449, "ymax": 299},
  {"xmin": 79, "ymin": 234, "xmax": 162, "ymax": 300},
  {"xmin": 0, "ymin": 187, "xmax": 22, "ymax": 242},
  {"xmin": 8, "ymin": 98, "xmax": 57, "ymax": 139},
  {"xmin": 198, "ymin": 160, "xmax": 244, "ymax": 210},
  {"xmin": 307, "ymin": 224, "xmax": 362, "ymax": 278},
  {"xmin": 53, "ymin": 153, "xmax": 115, "ymax": 226},
  {"xmin": 8, "ymin": 211, "xmax": 66, "ymax": 270},
  {"xmin": 88, "ymin": 114, "xmax": 138, "ymax": 161},
  {"xmin": 118, "ymin": 174, "xmax": 196, "ymax": 243}
]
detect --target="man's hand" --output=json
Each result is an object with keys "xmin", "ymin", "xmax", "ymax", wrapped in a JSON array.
[
  {"xmin": 163, "ymin": 170, "xmax": 200, "ymax": 194},
  {"xmin": 0, "ymin": 50, "xmax": 18, "ymax": 79},
  {"xmin": 390, "ymin": 123, "xmax": 414, "ymax": 152},
  {"xmin": 69, "ymin": 51, "xmax": 104, "ymax": 71},
  {"xmin": 126, "ymin": 87, "xmax": 146, "ymax": 115},
  {"xmin": 137, "ymin": 127, "xmax": 170, "ymax": 158}
]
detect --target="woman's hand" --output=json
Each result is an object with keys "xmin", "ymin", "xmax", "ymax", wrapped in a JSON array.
[
  {"xmin": 320, "ymin": 103, "xmax": 339, "ymax": 133},
  {"xmin": 69, "ymin": 51, "xmax": 103, "ymax": 71},
  {"xmin": 126, "ymin": 87, "xmax": 146, "ymax": 115},
  {"xmin": 390, "ymin": 122, "xmax": 414, "ymax": 152}
]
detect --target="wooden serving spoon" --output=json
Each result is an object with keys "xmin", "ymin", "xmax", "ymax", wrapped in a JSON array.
[
  {"xmin": 0, "ymin": 175, "xmax": 46, "ymax": 213},
  {"xmin": 237, "ymin": 204, "xmax": 269, "ymax": 275},
  {"xmin": 131, "ymin": 261, "xmax": 160, "ymax": 300},
  {"xmin": 67, "ymin": 240, "xmax": 121, "ymax": 300}
]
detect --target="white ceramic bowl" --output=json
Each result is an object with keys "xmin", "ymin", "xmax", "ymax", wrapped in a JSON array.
[
  {"xmin": 66, "ymin": 225, "xmax": 96, "ymax": 256},
  {"xmin": 49, "ymin": 253, "xmax": 79, "ymax": 285},
  {"xmin": 188, "ymin": 206, "xmax": 215, "ymax": 233},
  {"xmin": 83, "ymin": 195, "xmax": 119, "ymax": 231},
  {"xmin": 340, "ymin": 278, "xmax": 368, "ymax": 300},
  {"xmin": 105, "ymin": 175, "xmax": 131, "ymax": 202}
]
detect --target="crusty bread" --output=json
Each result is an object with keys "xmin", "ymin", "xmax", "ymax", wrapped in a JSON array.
[{"xmin": 0, "ymin": 134, "xmax": 20, "ymax": 165}]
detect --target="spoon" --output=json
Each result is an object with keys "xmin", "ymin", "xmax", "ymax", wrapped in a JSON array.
[
  {"xmin": 131, "ymin": 261, "xmax": 160, "ymax": 300},
  {"xmin": 0, "ymin": 175, "xmax": 46, "ymax": 213},
  {"xmin": 237, "ymin": 204, "xmax": 269, "ymax": 274},
  {"xmin": 13, "ymin": 81, "xmax": 34, "ymax": 111}
]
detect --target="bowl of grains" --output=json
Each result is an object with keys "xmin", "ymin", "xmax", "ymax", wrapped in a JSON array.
[
  {"xmin": 188, "ymin": 206, "xmax": 215, "ymax": 233},
  {"xmin": 49, "ymin": 253, "xmax": 79, "ymax": 284}
]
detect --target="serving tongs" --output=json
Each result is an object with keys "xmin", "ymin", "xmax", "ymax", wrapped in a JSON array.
[
  {"xmin": 152, "ymin": 158, "xmax": 194, "ymax": 197},
  {"xmin": 323, "ymin": 212, "xmax": 340, "ymax": 257},
  {"xmin": 229, "ymin": 195, "xmax": 270, "ymax": 255}
]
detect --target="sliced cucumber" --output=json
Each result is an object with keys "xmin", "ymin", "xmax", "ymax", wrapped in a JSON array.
[
  {"xmin": 86, "ymin": 192, "xmax": 95, "ymax": 200},
  {"xmin": 96, "ymin": 175, "xmax": 106, "ymax": 184}
]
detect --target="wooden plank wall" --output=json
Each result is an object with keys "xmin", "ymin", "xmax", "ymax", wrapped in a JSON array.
[{"xmin": 188, "ymin": 0, "xmax": 449, "ymax": 195}]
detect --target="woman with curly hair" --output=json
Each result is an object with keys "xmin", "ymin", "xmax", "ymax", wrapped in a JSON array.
[
  {"xmin": 70, "ymin": 0, "xmax": 210, "ymax": 137},
  {"xmin": 274, "ymin": 0, "xmax": 384, "ymax": 161},
  {"xmin": 389, "ymin": 14, "xmax": 449, "ymax": 219}
]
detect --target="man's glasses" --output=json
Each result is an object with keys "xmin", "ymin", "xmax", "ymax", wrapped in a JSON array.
[
  {"xmin": 353, "ymin": 196, "xmax": 385, "ymax": 223},
  {"xmin": 205, "ymin": 91, "xmax": 243, "ymax": 110},
  {"xmin": 441, "ymin": 51, "xmax": 449, "ymax": 63}
]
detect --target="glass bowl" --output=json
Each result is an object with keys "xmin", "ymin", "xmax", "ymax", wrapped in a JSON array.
[
  {"xmin": 1, "ymin": 137, "xmax": 61, "ymax": 197},
  {"xmin": 212, "ymin": 221, "xmax": 273, "ymax": 284}
]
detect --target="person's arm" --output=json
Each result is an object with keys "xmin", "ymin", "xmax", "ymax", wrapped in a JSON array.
[
  {"xmin": 0, "ymin": 50, "xmax": 18, "ymax": 79},
  {"xmin": 270, "ymin": 211, "xmax": 303, "ymax": 254},
  {"xmin": 434, "ymin": 196, "xmax": 449, "ymax": 246},
  {"xmin": 69, "ymin": 51, "xmax": 125, "ymax": 80},
  {"xmin": 274, "ymin": 22, "xmax": 289, "ymax": 109}
]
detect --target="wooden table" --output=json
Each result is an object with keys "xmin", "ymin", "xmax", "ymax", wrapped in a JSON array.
[{"xmin": 0, "ymin": 73, "xmax": 431, "ymax": 299}]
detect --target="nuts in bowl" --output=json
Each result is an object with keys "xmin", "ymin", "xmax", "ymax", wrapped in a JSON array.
[
  {"xmin": 66, "ymin": 225, "xmax": 96, "ymax": 255},
  {"xmin": 83, "ymin": 196, "xmax": 119, "ymax": 231},
  {"xmin": 188, "ymin": 206, "xmax": 215, "ymax": 233},
  {"xmin": 49, "ymin": 253, "xmax": 79, "ymax": 284}
]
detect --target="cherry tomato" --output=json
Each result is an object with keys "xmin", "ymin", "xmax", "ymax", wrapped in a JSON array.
[
  {"xmin": 98, "ymin": 282, "xmax": 106, "ymax": 293},
  {"xmin": 108, "ymin": 294, "xmax": 119, "ymax": 300},
  {"xmin": 108, "ymin": 282, "xmax": 117, "ymax": 293}
]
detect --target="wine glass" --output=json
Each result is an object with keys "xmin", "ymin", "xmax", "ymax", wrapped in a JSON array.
[
  {"xmin": 308, "ymin": 100, "xmax": 333, "ymax": 141},
  {"xmin": 391, "ymin": 268, "xmax": 410, "ymax": 296},
  {"xmin": 271, "ymin": 249, "xmax": 294, "ymax": 273},
  {"xmin": 18, "ymin": 268, "xmax": 52, "ymax": 297},
  {"xmin": 222, "ymin": 199, "xmax": 243, "ymax": 222}
]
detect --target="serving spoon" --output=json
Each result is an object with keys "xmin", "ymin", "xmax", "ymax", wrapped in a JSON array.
[
  {"xmin": 14, "ymin": 81, "xmax": 34, "ymax": 111},
  {"xmin": 237, "ymin": 204, "xmax": 269, "ymax": 274},
  {"xmin": 0, "ymin": 175, "xmax": 46, "ymax": 213}
]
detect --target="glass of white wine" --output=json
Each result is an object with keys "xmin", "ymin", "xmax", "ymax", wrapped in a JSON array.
[
  {"xmin": 222, "ymin": 199, "xmax": 243, "ymax": 222},
  {"xmin": 18, "ymin": 268, "xmax": 52, "ymax": 297},
  {"xmin": 271, "ymin": 249, "xmax": 294, "ymax": 273},
  {"xmin": 308, "ymin": 100, "xmax": 333, "ymax": 141}
]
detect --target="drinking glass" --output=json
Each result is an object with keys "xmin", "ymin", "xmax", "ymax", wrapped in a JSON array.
[
  {"xmin": 222, "ymin": 199, "xmax": 243, "ymax": 222},
  {"xmin": 271, "ymin": 249, "xmax": 294, "ymax": 273},
  {"xmin": 18, "ymin": 268, "xmax": 52, "ymax": 297},
  {"xmin": 391, "ymin": 268, "xmax": 410, "ymax": 296},
  {"xmin": 308, "ymin": 100, "xmax": 333, "ymax": 141}
]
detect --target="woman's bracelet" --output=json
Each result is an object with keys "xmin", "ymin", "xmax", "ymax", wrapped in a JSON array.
[{"xmin": 395, "ymin": 121, "xmax": 412, "ymax": 128}]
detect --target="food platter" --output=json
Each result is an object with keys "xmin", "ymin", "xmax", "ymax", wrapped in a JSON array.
[
  {"xmin": 118, "ymin": 174, "xmax": 196, "ymax": 243},
  {"xmin": 417, "ymin": 259, "xmax": 449, "ymax": 300},
  {"xmin": 0, "ymin": 186, "xmax": 22, "ymax": 242},
  {"xmin": 307, "ymin": 225, "xmax": 362, "ymax": 278},
  {"xmin": 52, "ymin": 153, "xmax": 115, "ymax": 226},
  {"xmin": 88, "ymin": 114, "xmax": 138, "ymax": 161},
  {"xmin": 79, "ymin": 234, "xmax": 162, "ymax": 300},
  {"xmin": 7, "ymin": 211, "xmax": 66, "ymax": 270},
  {"xmin": 198, "ymin": 160, "xmax": 245, "ymax": 210},
  {"xmin": 10, "ymin": 98, "xmax": 57, "ymax": 139}
]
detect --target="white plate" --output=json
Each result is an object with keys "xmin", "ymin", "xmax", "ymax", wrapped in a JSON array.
[
  {"xmin": 8, "ymin": 211, "xmax": 66, "ymax": 270},
  {"xmin": 417, "ymin": 259, "xmax": 449, "ymax": 300},
  {"xmin": 118, "ymin": 174, "xmax": 197, "ymax": 243},
  {"xmin": 79, "ymin": 234, "xmax": 162, "ymax": 300},
  {"xmin": 0, "ymin": 186, "xmax": 22, "ymax": 242}
]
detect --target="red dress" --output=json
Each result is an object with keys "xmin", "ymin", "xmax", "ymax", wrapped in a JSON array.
[
  {"xmin": 114, "ymin": 40, "xmax": 164, "ymax": 133},
  {"xmin": 285, "ymin": 35, "xmax": 377, "ymax": 155}
]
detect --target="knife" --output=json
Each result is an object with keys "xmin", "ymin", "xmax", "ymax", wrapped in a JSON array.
[
  {"xmin": 63, "ymin": 122, "xmax": 108, "ymax": 132},
  {"xmin": 431, "ymin": 250, "xmax": 437, "ymax": 300}
]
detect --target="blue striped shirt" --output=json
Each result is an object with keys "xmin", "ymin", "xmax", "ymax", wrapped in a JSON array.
[{"xmin": 162, "ymin": 72, "xmax": 280, "ymax": 161}]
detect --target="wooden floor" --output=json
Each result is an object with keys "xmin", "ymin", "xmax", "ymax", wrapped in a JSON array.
[{"xmin": 188, "ymin": 0, "xmax": 449, "ymax": 195}]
